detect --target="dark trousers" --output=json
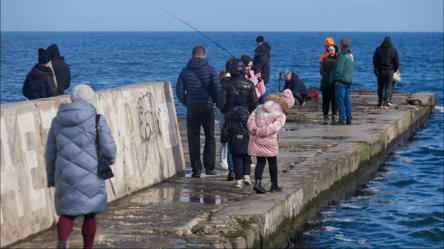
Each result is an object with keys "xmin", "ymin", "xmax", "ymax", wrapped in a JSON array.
[
  {"xmin": 294, "ymin": 92, "xmax": 308, "ymax": 105},
  {"xmin": 186, "ymin": 104, "xmax": 215, "ymax": 174},
  {"xmin": 232, "ymin": 153, "xmax": 252, "ymax": 180},
  {"xmin": 377, "ymin": 70, "xmax": 394, "ymax": 105},
  {"xmin": 321, "ymin": 86, "xmax": 337, "ymax": 116},
  {"xmin": 254, "ymin": 156, "xmax": 278, "ymax": 183}
]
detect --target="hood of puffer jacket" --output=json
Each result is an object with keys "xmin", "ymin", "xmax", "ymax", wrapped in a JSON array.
[
  {"xmin": 56, "ymin": 102, "xmax": 96, "ymax": 127},
  {"xmin": 229, "ymin": 59, "xmax": 246, "ymax": 77},
  {"xmin": 255, "ymin": 42, "xmax": 271, "ymax": 55},
  {"xmin": 187, "ymin": 57, "xmax": 208, "ymax": 70},
  {"xmin": 230, "ymin": 106, "xmax": 250, "ymax": 123},
  {"xmin": 30, "ymin": 63, "xmax": 53, "ymax": 79},
  {"xmin": 46, "ymin": 44, "xmax": 61, "ymax": 59},
  {"xmin": 264, "ymin": 94, "xmax": 290, "ymax": 115},
  {"xmin": 381, "ymin": 36, "xmax": 392, "ymax": 48}
]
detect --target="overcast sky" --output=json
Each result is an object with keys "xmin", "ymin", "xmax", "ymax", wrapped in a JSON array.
[{"xmin": 1, "ymin": 0, "xmax": 443, "ymax": 32}]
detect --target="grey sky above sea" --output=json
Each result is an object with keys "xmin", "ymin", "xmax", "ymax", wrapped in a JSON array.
[{"xmin": 1, "ymin": 0, "xmax": 443, "ymax": 32}]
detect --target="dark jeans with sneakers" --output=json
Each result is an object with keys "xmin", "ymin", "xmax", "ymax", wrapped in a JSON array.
[
  {"xmin": 377, "ymin": 69, "xmax": 394, "ymax": 105},
  {"xmin": 187, "ymin": 103, "xmax": 216, "ymax": 175},
  {"xmin": 321, "ymin": 86, "xmax": 337, "ymax": 116},
  {"xmin": 255, "ymin": 156, "xmax": 278, "ymax": 183},
  {"xmin": 232, "ymin": 153, "xmax": 252, "ymax": 180},
  {"xmin": 294, "ymin": 92, "xmax": 308, "ymax": 105}
]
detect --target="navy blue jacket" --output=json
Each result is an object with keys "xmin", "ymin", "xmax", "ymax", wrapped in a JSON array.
[
  {"xmin": 176, "ymin": 57, "xmax": 221, "ymax": 106},
  {"xmin": 47, "ymin": 44, "xmax": 71, "ymax": 95},
  {"xmin": 283, "ymin": 73, "xmax": 309, "ymax": 96},
  {"xmin": 251, "ymin": 42, "xmax": 271, "ymax": 84}
]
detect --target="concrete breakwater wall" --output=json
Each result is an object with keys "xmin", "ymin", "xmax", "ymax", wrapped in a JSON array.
[{"xmin": 0, "ymin": 81, "xmax": 185, "ymax": 247}]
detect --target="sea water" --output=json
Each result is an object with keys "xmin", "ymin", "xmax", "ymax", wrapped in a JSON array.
[{"xmin": 1, "ymin": 32, "xmax": 443, "ymax": 247}]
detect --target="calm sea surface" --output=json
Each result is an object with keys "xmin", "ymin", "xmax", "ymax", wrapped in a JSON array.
[{"xmin": 1, "ymin": 32, "xmax": 443, "ymax": 247}]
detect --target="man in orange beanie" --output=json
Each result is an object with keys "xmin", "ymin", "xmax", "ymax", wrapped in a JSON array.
[{"xmin": 318, "ymin": 38, "xmax": 334, "ymax": 64}]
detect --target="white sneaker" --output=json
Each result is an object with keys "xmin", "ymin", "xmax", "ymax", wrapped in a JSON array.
[
  {"xmin": 250, "ymin": 163, "xmax": 256, "ymax": 168},
  {"xmin": 219, "ymin": 160, "xmax": 228, "ymax": 170},
  {"xmin": 387, "ymin": 102, "xmax": 395, "ymax": 106},
  {"xmin": 243, "ymin": 175, "xmax": 251, "ymax": 185},
  {"xmin": 235, "ymin": 180, "xmax": 243, "ymax": 188}
]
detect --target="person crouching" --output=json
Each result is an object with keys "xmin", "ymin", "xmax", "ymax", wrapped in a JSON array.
[
  {"xmin": 220, "ymin": 94, "xmax": 252, "ymax": 188},
  {"xmin": 248, "ymin": 89, "xmax": 295, "ymax": 193}
]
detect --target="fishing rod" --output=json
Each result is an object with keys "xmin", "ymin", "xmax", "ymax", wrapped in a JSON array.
[{"xmin": 151, "ymin": 3, "xmax": 236, "ymax": 58}]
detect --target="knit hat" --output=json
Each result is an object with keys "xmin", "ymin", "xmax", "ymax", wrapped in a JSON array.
[
  {"xmin": 234, "ymin": 94, "xmax": 247, "ymax": 107},
  {"xmin": 279, "ymin": 89, "xmax": 295, "ymax": 109},
  {"xmin": 38, "ymin": 48, "xmax": 51, "ymax": 65},
  {"xmin": 256, "ymin": 35, "xmax": 264, "ymax": 43},
  {"xmin": 324, "ymin": 38, "xmax": 334, "ymax": 46},
  {"xmin": 328, "ymin": 46, "xmax": 335, "ymax": 51},
  {"xmin": 70, "ymin": 84, "xmax": 95, "ymax": 103}
]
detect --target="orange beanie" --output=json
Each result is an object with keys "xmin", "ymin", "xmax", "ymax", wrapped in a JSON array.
[{"xmin": 324, "ymin": 38, "xmax": 334, "ymax": 46}]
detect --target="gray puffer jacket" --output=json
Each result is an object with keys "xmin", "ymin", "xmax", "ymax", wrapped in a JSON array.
[{"xmin": 46, "ymin": 102, "xmax": 117, "ymax": 216}]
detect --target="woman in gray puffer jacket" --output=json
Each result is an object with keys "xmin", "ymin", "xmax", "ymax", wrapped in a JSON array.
[{"xmin": 46, "ymin": 84, "xmax": 117, "ymax": 249}]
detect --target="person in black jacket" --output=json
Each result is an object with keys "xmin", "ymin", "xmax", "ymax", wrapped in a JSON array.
[
  {"xmin": 319, "ymin": 46, "xmax": 338, "ymax": 124},
  {"xmin": 373, "ymin": 36, "xmax": 399, "ymax": 109},
  {"xmin": 283, "ymin": 71, "xmax": 309, "ymax": 106},
  {"xmin": 221, "ymin": 94, "xmax": 252, "ymax": 188},
  {"xmin": 251, "ymin": 36, "xmax": 271, "ymax": 104},
  {"xmin": 47, "ymin": 44, "xmax": 71, "ymax": 95},
  {"xmin": 22, "ymin": 48, "xmax": 57, "ymax": 100},
  {"xmin": 218, "ymin": 59, "xmax": 258, "ymax": 114}
]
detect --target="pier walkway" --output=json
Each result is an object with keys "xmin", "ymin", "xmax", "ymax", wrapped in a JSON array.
[{"xmin": 9, "ymin": 91, "xmax": 435, "ymax": 248}]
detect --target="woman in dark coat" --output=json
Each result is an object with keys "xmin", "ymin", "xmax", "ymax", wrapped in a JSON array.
[
  {"xmin": 320, "ymin": 46, "xmax": 338, "ymax": 124},
  {"xmin": 46, "ymin": 84, "xmax": 117, "ymax": 249}
]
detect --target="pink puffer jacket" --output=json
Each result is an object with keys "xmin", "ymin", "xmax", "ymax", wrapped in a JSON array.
[
  {"xmin": 245, "ymin": 67, "xmax": 266, "ymax": 98},
  {"xmin": 247, "ymin": 94, "xmax": 289, "ymax": 157}
]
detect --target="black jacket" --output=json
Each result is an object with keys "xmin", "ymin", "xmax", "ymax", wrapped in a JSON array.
[
  {"xmin": 218, "ymin": 59, "xmax": 258, "ymax": 114},
  {"xmin": 22, "ymin": 64, "xmax": 57, "ymax": 100},
  {"xmin": 283, "ymin": 73, "xmax": 309, "ymax": 96},
  {"xmin": 47, "ymin": 44, "xmax": 71, "ymax": 95},
  {"xmin": 320, "ymin": 55, "xmax": 336, "ymax": 87},
  {"xmin": 373, "ymin": 36, "xmax": 399, "ymax": 72},
  {"xmin": 220, "ymin": 105, "xmax": 250, "ymax": 154},
  {"xmin": 251, "ymin": 42, "xmax": 271, "ymax": 84}
]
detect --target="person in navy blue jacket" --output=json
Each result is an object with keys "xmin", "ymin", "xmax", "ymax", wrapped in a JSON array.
[
  {"xmin": 251, "ymin": 35, "xmax": 271, "ymax": 104},
  {"xmin": 283, "ymin": 71, "xmax": 309, "ymax": 106},
  {"xmin": 176, "ymin": 46, "xmax": 221, "ymax": 177}
]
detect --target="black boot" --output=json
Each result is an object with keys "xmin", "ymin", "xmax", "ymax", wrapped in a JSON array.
[
  {"xmin": 57, "ymin": 239, "xmax": 66, "ymax": 249},
  {"xmin": 323, "ymin": 115, "xmax": 328, "ymax": 124},
  {"xmin": 253, "ymin": 179, "xmax": 266, "ymax": 194},
  {"xmin": 331, "ymin": 116, "xmax": 337, "ymax": 125},
  {"xmin": 227, "ymin": 170, "xmax": 234, "ymax": 181},
  {"xmin": 269, "ymin": 181, "xmax": 283, "ymax": 192}
]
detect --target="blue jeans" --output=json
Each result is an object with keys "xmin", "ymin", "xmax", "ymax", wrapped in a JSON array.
[
  {"xmin": 217, "ymin": 109, "xmax": 233, "ymax": 170},
  {"xmin": 335, "ymin": 82, "xmax": 352, "ymax": 122}
]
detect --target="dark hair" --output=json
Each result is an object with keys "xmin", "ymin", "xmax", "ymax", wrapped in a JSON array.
[
  {"xmin": 240, "ymin": 54, "xmax": 252, "ymax": 67},
  {"xmin": 192, "ymin": 46, "xmax": 206, "ymax": 56},
  {"xmin": 225, "ymin": 58, "xmax": 235, "ymax": 71},
  {"xmin": 340, "ymin": 39, "xmax": 350, "ymax": 49}
]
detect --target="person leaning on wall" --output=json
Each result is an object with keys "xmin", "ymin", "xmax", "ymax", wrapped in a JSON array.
[
  {"xmin": 45, "ymin": 84, "xmax": 117, "ymax": 249},
  {"xmin": 47, "ymin": 44, "xmax": 71, "ymax": 95}
]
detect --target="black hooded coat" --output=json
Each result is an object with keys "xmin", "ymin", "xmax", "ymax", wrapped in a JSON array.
[
  {"xmin": 373, "ymin": 36, "xmax": 399, "ymax": 72},
  {"xmin": 218, "ymin": 59, "xmax": 258, "ymax": 114},
  {"xmin": 47, "ymin": 44, "xmax": 71, "ymax": 95},
  {"xmin": 251, "ymin": 42, "xmax": 271, "ymax": 84},
  {"xmin": 22, "ymin": 64, "xmax": 57, "ymax": 100}
]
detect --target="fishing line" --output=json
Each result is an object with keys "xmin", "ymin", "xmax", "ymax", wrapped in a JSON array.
[{"xmin": 151, "ymin": 3, "xmax": 236, "ymax": 58}]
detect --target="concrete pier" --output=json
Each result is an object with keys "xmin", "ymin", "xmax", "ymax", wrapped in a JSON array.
[{"xmin": 6, "ymin": 89, "xmax": 435, "ymax": 248}]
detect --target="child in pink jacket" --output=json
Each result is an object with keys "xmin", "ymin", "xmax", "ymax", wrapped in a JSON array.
[
  {"xmin": 241, "ymin": 54, "xmax": 266, "ymax": 99},
  {"xmin": 247, "ymin": 89, "xmax": 295, "ymax": 193}
]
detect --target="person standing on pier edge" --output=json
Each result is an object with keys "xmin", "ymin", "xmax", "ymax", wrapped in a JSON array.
[
  {"xmin": 46, "ymin": 84, "xmax": 117, "ymax": 249},
  {"xmin": 248, "ymin": 89, "xmax": 295, "ymax": 193},
  {"xmin": 320, "ymin": 46, "xmax": 338, "ymax": 124},
  {"xmin": 283, "ymin": 71, "xmax": 309, "ymax": 106},
  {"xmin": 176, "ymin": 46, "xmax": 221, "ymax": 177},
  {"xmin": 46, "ymin": 44, "xmax": 71, "ymax": 95},
  {"xmin": 330, "ymin": 38, "xmax": 354, "ymax": 125},
  {"xmin": 22, "ymin": 48, "xmax": 57, "ymax": 100},
  {"xmin": 251, "ymin": 35, "xmax": 271, "ymax": 105},
  {"xmin": 373, "ymin": 36, "xmax": 399, "ymax": 109}
]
